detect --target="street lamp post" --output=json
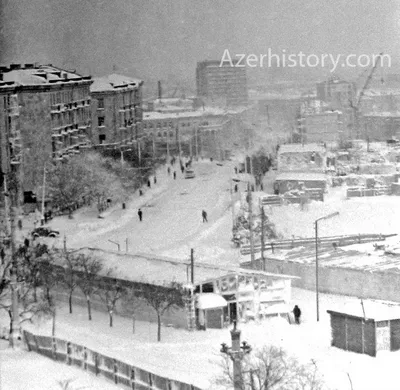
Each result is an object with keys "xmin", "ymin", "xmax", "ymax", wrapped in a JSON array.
[
  {"xmin": 315, "ymin": 211, "xmax": 339, "ymax": 321},
  {"xmin": 220, "ymin": 321, "xmax": 252, "ymax": 390}
]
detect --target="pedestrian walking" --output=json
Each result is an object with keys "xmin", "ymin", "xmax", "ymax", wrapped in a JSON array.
[
  {"xmin": 293, "ymin": 305, "xmax": 301, "ymax": 324},
  {"xmin": 139, "ymin": 189, "xmax": 143, "ymax": 196},
  {"xmin": 234, "ymin": 167, "xmax": 238, "ymax": 174},
  {"xmin": 147, "ymin": 179, "xmax": 151, "ymax": 188},
  {"xmin": 173, "ymin": 171, "xmax": 177, "ymax": 180},
  {"xmin": 154, "ymin": 176, "xmax": 157, "ymax": 184},
  {"xmin": 181, "ymin": 165, "xmax": 184, "ymax": 174},
  {"xmin": 167, "ymin": 167, "xmax": 171, "ymax": 175},
  {"xmin": 138, "ymin": 208, "xmax": 143, "ymax": 222},
  {"xmin": 202, "ymin": 210, "xmax": 208, "ymax": 223},
  {"xmin": 234, "ymin": 184, "xmax": 238, "ymax": 193}
]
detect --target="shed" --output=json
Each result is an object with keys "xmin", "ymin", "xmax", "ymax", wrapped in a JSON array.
[
  {"xmin": 274, "ymin": 172, "xmax": 327, "ymax": 195},
  {"xmin": 327, "ymin": 303, "xmax": 400, "ymax": 357}
]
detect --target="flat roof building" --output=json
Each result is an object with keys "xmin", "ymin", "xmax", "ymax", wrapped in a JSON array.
[{"xmin": 196, "ymin": 60, "xmax": 248, "ymax": 107}]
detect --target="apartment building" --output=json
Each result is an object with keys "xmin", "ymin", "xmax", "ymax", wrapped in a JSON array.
[
  {"xmin": 142, "ymin": 107, "xmax": 246, "ymax": 159},
  {"xmin": 0, "ymin": 63, "xmax": 92, "ymax": 191},
  {"xmin": 90, "ymin": 74, "xmax": 144, "ymax": 149},
  {"xmin": 196, "ymin": 60, "xmax": 248, "ymax": 107}
]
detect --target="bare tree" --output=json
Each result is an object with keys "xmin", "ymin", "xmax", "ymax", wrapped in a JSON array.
[
  {"xmin": 217, "ymin": 345, "xmax": 327, "ymax": 390},
  {"xmin": 96, "ymin": 270, "xmax": 124, "ymax": 327},
  {"xmin": 76, "ymin": 255, "xmax": 102, "ymax": 321},
  {"xmin": 60, "ymin": 250, "xmax": 82, "ymax": 314},
  {"xmin": 124, "ymin": 286, "xmax": 141, "ymax": 334},
  {"xmin": 139, "ymin": 281, "xmax": 185, "ymax": 342}
]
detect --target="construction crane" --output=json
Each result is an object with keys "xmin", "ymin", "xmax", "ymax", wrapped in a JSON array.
[{"xmin": 350, "ymin": 52, "xmax": 384, "ymax": 142}]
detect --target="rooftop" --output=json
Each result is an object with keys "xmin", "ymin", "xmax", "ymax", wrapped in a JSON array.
[
  {"xmin": 91, "ymin": 74, "xmax": 143, "ymax": 92},
  {"xmin": 328, "ymin": 301, "xmax": 400, "ymax": 321},
  {"xmin": 143, "ymin": 106, "xmax": 245, "ymax": 120},
  {"xmin": 0, "ymin": 64, "xmax": 90, "ymax": 86},
  {"xmin": 74, "ymin": 248, "xmax": 297, "ymax": 287},
  {"xmin": 278, "ymin": 143, "xmax": 327, "ymax": 154},
  {"xmin": 275, "ymin": 172, "xmax": 327, "ymax": 181}
]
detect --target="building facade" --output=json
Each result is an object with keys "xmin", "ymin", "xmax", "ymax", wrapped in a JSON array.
[
  {"xmin": 302, "ymin": 111, "xmax": 343, "ymax": 144},
  {"xmin": 90, "ymin": 74, "xmax": 144, "ymax": 150},
  {"xmin": 362, "ymin": 112, "xmax": 400, "ymax": 141},
  {"xmin": 196, "ymin": 60, "xmax": 248, "ymax": 107},
  {"xmin": 316, "ymin": 77, "xmax": 356, "ymax": 110},
  {"xmin": 142, "ymin": 107, "xmax": 246, "ymax": 159},
  {"xmin": 0, "ymin": 63, "xmax": 92, "ymax": 192}
]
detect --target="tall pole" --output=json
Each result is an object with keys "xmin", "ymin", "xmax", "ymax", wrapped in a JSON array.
[
  {"xmin": 41, "ymin": 164, "xmax": 46, "ymax": 223},
  {"xmin": 248, "ymin": 182, "xmax": 255, "ymax": 267},
  {"xmin": 315, "ymin": 220, "xmax": 319, "ymax": 322},
  {"xmin": 260, "ymin": 205, "xmax": 266, "ymax": 271},
  {"xmin": 166, "ymin": 131, "xmax": 170, "ymax": 162},
  {"xmin": 190, "ymin": 248, "xmax": 194, "ymax": 284},
  {"xmin": 195, "ymin": 127, "xmax": 199, "ymax": 159}
]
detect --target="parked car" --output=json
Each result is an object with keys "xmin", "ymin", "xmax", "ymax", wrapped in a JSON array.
[
  {"xmin": 31, "ymin": 227, "xmax": 60, "ymax": 238},
  {"xmin": 185, "ymin": 169, "xmax": 195, "ymax": 179}
]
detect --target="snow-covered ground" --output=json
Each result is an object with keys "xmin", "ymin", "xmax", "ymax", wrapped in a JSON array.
[
  {"xmin": 4, "ymin": 288, "xmax": 400, "ymax": 390},
  {"xmin": 0, "ymin": 340, "xmax": 125, "ymax": 390},
  {"xmin": 269, "ymin": 187, "xmax": 400, "ymax": 238}
]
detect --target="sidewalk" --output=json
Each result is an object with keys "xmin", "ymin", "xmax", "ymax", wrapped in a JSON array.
[{"xmin": 17, "ymin": 162, "xmax": 184, "ymax": 247}]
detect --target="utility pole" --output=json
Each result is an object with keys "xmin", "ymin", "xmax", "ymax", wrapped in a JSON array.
[
  {"xmin": 260, "ymin": 205, "xmax": 266, "ymax": 271},
  {"xmin": 195, "ymin": 127, "xmax": 199, "ymax": 159},
  {"xmin": 248, "ymin": 182, "xmax": 255, "ymax": 267},
  {"xmin": 190, "ymin": 248, "xmax": 194, "ymax": 284},
  {"xmin": 166, "ymin": 132, "xmax": 170, "ymax": 162},
  {"xmin": 41, "ymin": 164, "xmax": 46, "ymax": 224}
]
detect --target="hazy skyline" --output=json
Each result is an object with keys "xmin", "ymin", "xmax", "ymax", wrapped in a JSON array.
[{"xmin": 1, "ymin": 0, "xmax": 399, "ymax": 89}]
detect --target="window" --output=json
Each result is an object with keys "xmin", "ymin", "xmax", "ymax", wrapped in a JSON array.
[
  {"xmin": 99, "ymin": 134, "xmax": 106, "ymax": 144},
  {"xmin": 97, "ymin": 98, "xmax": 104, "ymax": 109},
  {"xmin": 98, "ymin": 117, "xmax": 105, "ymax": 127}
]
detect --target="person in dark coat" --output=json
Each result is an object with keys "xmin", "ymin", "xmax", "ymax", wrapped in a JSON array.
[
  {"xmin": 147, "ymin": 180, "xmax": 151, "ymax": 188},
  {"xmin": 154, "ymin": 176, "xmax": 157, "ymax": 184},
  {"xmin": 234, "ymin": 167, "xmax": 238, "ymax": 174},
  {"xmin": 293, "ymin": 305, "xmax": 301, "ymax": 324},
  {"xmin": 181, "ymin": 165, "xmax": 184, "ymax": 174},
  {"xmin": 173, "ymin": 171, "xmax": 177, "ymax": 180},
  {"xmin": 138, "ymin": 208, "xmax": 143, "ymax": 222},
  {"xmin": 202, "ymin": 210, "xmax": 208, "ymax": 223},
  {"xmin": 167, "ymin": 167, "xmax": 171, "ymax": 175}
]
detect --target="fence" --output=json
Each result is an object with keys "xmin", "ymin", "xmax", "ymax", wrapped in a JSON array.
[
  {"xmin": 240, "ymin": 233, "xmax": 395, "ymax": 256},
  {"xmin": 23, "ymin": 330, "xmax": 202, "ymax": 390}
]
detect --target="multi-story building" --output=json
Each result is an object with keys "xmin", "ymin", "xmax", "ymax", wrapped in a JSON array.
[
  {"xmin": 316, "ymin": 77, "xmax": 356, "ymax": 110},
  {"xmin": 90, "ymin": 74, "xmax": 144, "ymax": 150},
  {"xmin": 196, "ymin": 60, "xmax": 248, "ymax": 107},
  {"xmin": 0, "ymin": 63, "xmax": 92, "ymax": 192},
  {"xmin": 300, "ymin": 111, "xmax": 343, "ymax": 144},
  {"xmin": 142, "ymin": 107, "xmax": 247, "ymax": 159}
]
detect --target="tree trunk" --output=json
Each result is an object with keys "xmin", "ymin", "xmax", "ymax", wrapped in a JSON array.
[
  {"xmin": 52, "ymin": 309, "xmax": 56, "ymax": 337},
  {"xmin": 69, "ymin": 292, "xmax": 73, "ymax": 314},
  {"xmin": 87, "ymin": 297, "xmax": 92, "ymax": 320},
  {"xmin": 157, "ymin": 313, "xmax": 161, "ymax": 342},
  {"xmin": 109, "ymin": 310, "xmax": 113, "ymax": 327}
]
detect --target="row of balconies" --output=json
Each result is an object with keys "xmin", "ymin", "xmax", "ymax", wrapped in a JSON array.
[{"xmin": 50, "ymin": 100, "xmax": 91, "ymax": 113}]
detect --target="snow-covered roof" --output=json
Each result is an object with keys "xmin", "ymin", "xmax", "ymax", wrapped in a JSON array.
[
  {"xmin": 328, "ymin": 301, "xmax": 400, "ymax": 321},
  {"xmin": 275, "ymin": 172, "xmax": 327, "ymax": 181},
  {"xmin": 196, "ymin": 293, "xmax": 227, "ymax": 309},
  {"xmin": 363, "ymin": 112, "xmax": 400, "ymax": 118},
  {"xmin": 143, "ymin": 108, "xmax": 228, "ymax": 120},
  {"xmin": 91, "ymin": 74, "xmax": 142, "ymax": 92},
  {"xmin": 278, "ymin": 143, "xmax": 326, "ymax": 154},
  {"xmin": 74, "ymin": 248, "xmax": 297, "ymax": 287},
  {"xmin": 1, "ymin": 64, "xmax": 89, "ymax": 86}
]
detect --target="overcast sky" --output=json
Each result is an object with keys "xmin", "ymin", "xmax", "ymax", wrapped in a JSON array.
[{"xmin": 1, "ymin": 0, "xmax": 399, "ymax": 86}]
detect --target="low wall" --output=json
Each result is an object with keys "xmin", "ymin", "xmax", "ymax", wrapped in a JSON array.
[
  {"xmin": 23, "ymin": 330, "xmax": 201, "ymax": 390},
  {"xmin": 242, "ymin": 258, "xmax": 400, "ymax": 303}
]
